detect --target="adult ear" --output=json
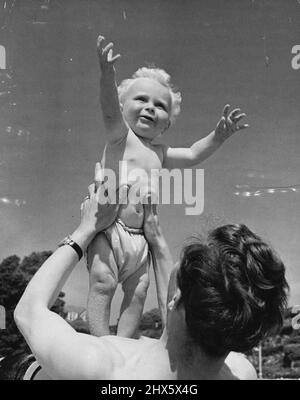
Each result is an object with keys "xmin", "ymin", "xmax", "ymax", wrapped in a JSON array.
[
  {"xmin": 168, "ymin": 288, "xmax": 181, "ymax": 311},
  {"xmin": 173, "ymin": 288, "xmax": 182, "ymax": 306}
]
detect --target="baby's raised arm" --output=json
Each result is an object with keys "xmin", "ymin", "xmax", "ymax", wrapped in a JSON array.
[
  {"xmin": 163, "ymin": 105, "xmax": 249, "ymax": 169},
  {"xmin": 97, "ymin": 36, "xmax": 127, "ymax": 143}
]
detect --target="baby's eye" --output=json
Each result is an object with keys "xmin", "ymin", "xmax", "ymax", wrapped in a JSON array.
[
  {"xmin": 156, "ymin": 102, "xmax": 166, "ymax": 110},
  {"xmin": 135, "ymin": 96, "xmax": 147, "ymax": 102}
]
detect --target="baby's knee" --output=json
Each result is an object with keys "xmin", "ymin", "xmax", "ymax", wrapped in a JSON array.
[
  {"xmin": 139, "ymin": 272, "xmax": 150, "ymax": 288},
  {"xmin": 134, "ymin": 273, "xmax": 150, "ymax": 300},
  {"xmin": 90, "ymin": 272, "xmax": 117, "ymax": 296}
]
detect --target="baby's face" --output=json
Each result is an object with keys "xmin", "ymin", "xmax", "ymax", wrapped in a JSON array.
[{"xmin": 121, "ymin": 78, "xmax": 171, "ymax": 141}]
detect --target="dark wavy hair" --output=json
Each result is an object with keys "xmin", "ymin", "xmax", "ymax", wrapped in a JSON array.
[{"xmin": 177, "ymin": 224, "xmax": 289, "ymax": 357}]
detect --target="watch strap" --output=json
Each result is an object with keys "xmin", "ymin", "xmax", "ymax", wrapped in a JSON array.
[{"xmin": 58, "ymin": 236, "xmax": 83, "ymax": 261}]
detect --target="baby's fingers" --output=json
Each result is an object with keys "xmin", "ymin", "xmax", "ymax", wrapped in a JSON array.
[
  {"xmin": 102, "ymin": 42, "xmax": 114, "ymax": 56},
  {"xmin": 222, "ymin": 104, "xmax": 231, "ymax": 118},
  {"xmin": 237, "ymin": 123, "xmax": 249, "ymax": 131},
  {"xmin": 97, "ymin": 35, "xmax": 105, "ymax": 49},
  {"xmin": 215, "ymin": 116, "xmax": 226, "ymax": 132},
  {"xmin": 232, "ymin": 113, "xmax": 246, "ymax": 123},
  {"xmin": 107, "ymin": 49, "xmax": 121, "ymax": 63},
  {"xmin": 228, "ymin": 108, "xmax": 241, "ymax": 120},
  {"xmin": 97, "ymin": 36, "xmax": 106, "ymax": 61}
]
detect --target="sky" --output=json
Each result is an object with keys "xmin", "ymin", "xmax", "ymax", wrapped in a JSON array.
[{"xmin": 0, "ymin": 0, "xmax": 299, "ymax": 324}]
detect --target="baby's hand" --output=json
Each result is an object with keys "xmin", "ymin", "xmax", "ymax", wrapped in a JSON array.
[
  {"xmin": 214, "ymin": 104, "xmax": 249, "ymax": 142},
  {"xmin": 97, "ymin": 35, "xmax": 121, "ymax": 72}
]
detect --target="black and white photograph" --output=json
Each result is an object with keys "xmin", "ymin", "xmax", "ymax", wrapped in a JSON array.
[{"xmin": 0, "ymin": 0, "xmax": 300, "ymax": 381}]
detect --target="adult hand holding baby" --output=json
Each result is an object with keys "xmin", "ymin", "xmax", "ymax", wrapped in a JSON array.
[{"xmin": 80, "ymin": 162, "xmax": 129, "ymax": 235}]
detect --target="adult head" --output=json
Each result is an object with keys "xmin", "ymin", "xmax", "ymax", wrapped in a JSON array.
[{"xmin": 166, "ymin": 223, "xmax": 288, "ymax": 358}]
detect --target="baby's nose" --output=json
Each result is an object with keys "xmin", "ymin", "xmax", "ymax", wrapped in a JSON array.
[{"xmin": 145, "ymin": 103, "xmax": 155, "ymax": 113}]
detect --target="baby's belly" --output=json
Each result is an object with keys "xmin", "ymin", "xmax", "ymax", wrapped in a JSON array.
[
  {"xmin": 117, "ymin": 182, "xmax": 157, "ymax": 229},
  {"xmin": 118, "ymin": 202, "xmax": 144, "ymax": 229}
]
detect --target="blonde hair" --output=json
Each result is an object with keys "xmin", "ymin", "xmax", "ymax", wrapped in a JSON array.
[{"xmin": 118, "ymin": 67, "xmax": 182, "ymax": 125}]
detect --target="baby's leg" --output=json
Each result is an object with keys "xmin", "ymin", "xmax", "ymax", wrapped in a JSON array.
[
  {"xmin": 117, "ymin": 262, "xmax": 150, "ymax": 338},
  {"xmin": 87, "ymin": 233, "xmax": 118, "ymax": 337}
]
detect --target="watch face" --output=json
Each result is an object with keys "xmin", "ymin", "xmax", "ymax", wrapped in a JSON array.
[{"xmin": 59, "ymin": 236, "xmax": 72, "ymax": 247}]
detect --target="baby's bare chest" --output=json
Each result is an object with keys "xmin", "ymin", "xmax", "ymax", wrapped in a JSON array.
[{"xmin": 103, "ymin": 135, "xmax": 163, "ymax": 173}]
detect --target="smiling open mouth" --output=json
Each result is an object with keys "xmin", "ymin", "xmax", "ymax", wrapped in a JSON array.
[{"xmin": 140, "ymin": 115, "xmax": 154, "ymax": 122}]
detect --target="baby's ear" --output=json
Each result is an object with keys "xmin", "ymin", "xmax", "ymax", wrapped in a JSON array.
[
  {"xmin": 119, "ymin": 103, "xmax": 123, "ymax": 112},
  {"xmin": 161, "ymin": 119, "xmax": 171, "ymax": 135}
]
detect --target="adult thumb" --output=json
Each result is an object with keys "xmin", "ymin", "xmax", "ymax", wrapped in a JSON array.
[{"xmin": 94, "ymin": 162, "xmax": 105, "ymax": 190}]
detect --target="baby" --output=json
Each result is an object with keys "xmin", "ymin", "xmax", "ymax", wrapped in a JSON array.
[{"xmin": 87, "ymin": 35, "xmax": 249, "ymax": 337}]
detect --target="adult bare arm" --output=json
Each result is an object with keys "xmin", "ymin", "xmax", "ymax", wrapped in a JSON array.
[
  {"xmin": 14, "ymin": 165, "xmax": 127, "ymax": 379},
  {"xmin": 143, "ymin": 199, "xmax": 175, "ymax": 328}
]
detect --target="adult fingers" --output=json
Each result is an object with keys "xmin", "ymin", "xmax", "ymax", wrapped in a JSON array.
[
  {"xmin": 97, "ymin": 184, "xmax": 110, "ymax": 204},
  {"xmin": 143, "ymin": 203, "xmax": 159, "ymax": 235},
  {"xmin": 80, "ymin": 200, "xmax": 86, "ymax": 220},
  {"xmin": 143, "ymin": 201, "xmax": 152, "ymax": 221},
  {"xmin": 143, "ymin": 193, "xmax": 158, "ymax": 215},
  {"xmin": 152, "ymin": 202, "xmax": 158, "ymax": 215},
  {"xmin": 142, "ymin": 193, "xmax": 153, "ymax": 216},
  {"xmin": 144, "ymin": 193, "xmax": 152, "ymax": 205},
  {"xmin": 94, "ymin": 162, "xmax": 104, "ymax": 189},
  {"xmin": 147, "ymin": 192, "xmax": 158, "ymax": 213},
  {"xmin": 117, "ymin": 184, "xmax": 129, "ymax": 205},
  {"xmin": 88, "ymin": 183, "xmax": 96, "ymax": 198},
  {"xmin": 127, "ymin": 176, "xmax": 141, "ymax": 188}
]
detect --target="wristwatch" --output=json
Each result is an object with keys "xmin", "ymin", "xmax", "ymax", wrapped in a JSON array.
[{"xmin": 58, "ymin": 235, "xmax": 83, "ymax": 261}]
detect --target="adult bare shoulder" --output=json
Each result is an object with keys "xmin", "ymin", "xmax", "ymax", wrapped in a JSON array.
[{"xmin": 225, "ymin": 352, "xmax": 257, "ymax": 380}]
